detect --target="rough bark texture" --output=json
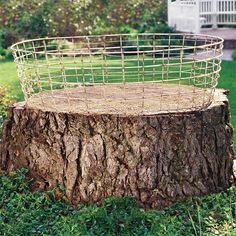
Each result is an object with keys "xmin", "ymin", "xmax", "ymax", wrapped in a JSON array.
[{"xmin": 0, "ymin": 89, "xmax": 234, "ymax": 209}]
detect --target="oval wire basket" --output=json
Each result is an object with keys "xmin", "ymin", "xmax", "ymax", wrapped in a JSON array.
[{"xmin": 11, "ymin": 33, "xmax": 223, "ymax": 115}]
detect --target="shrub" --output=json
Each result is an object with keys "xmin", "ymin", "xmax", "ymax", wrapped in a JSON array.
[
  {"xmin": 0, "ymin": 29, "xmax": 20, "ymax": 49},
  {"xmin": 0, "ymin": 47, "xmax": 5, "ymax": 60},
  {"xmin": 232, "ymin": 50, "xmax": 236, "ymax": 61},
  {"xmin": 0, "ymin": 86, "xmax": 16, "ymax": 136},
  {"xmin": 0, "ymin": 48, "xmax": 14, "ymax": 60},
  {"xmin": 0, "ymin": 0, "xmax": 170, "ymax": 49}
]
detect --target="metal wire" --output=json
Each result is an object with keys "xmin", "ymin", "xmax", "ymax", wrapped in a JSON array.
[{"xmin": 11, "ymin": 33, "xmax": 223, "ymax": 115}]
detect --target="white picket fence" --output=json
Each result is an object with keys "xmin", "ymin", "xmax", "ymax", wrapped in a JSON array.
[{"xmin": 168, "ymin": 0, "xmax": 236, "ymax": 33}]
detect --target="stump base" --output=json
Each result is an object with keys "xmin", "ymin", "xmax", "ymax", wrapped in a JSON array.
[{"xmin": 0, "ymin": 89, "xmax": 234, "ymax": 209}]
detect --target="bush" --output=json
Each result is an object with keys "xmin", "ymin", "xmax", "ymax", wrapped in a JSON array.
[
  {"xmin": 0, "ymin": 47, "xmax": 5, "ymax": 59},
  {"xmin": 232, "ymin": 50, "xmax": 236, "ymax": 61},
  {"xmin": 4, "ymin": 49, "xmax": 13, "ymax": 60},
  {"xmin": 0, "ymin": 48, "xmax": 14, "ymax": 60},
  {"xmin": 0, "ymin": 29, "xmax": 20, "ymax": 49},
  {"xmin": 0, "ymin": 86, "xmax": 16, "ymax": 136},
  {"xmin": 0, "ymin": 0, "xmax": 170, "ymax": 49}
]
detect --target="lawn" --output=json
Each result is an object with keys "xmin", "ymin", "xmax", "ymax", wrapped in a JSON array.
[
  {"xmin": 0, "ymin": 59, "xmax": 23, "ymax": 101},
  {"xmin": 218, "ymin": 60, "xmax": 236, "ymax": 138}
]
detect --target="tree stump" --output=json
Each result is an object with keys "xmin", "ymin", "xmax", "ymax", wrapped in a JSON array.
[{"xmin": 0, "ymin": 89, "xmax": 234, "ymax": 209}]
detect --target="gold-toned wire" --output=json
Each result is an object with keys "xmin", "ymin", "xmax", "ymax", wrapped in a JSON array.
[{"xmin": 10, "ymin": 33, "xmax": 223, "ymax": 115}]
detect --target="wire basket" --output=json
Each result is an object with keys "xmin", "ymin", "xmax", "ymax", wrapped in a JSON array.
[{"xmin": 11, "ymin": 33, "xmax": 223, "ymax": 115}]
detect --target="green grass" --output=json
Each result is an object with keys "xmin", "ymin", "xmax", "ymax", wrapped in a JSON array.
[
  {"xmin": 218, "ymin": 61, "xmax": 236, "ymax": 142},
  {"xmin": 0, "ymin": 59, "xmax": 23, "ymax": 100},
  {"xmin": 0, "ymin": 57, "xmax": 223, "ymax": 96},
  {"xmin": 0, "ymin": 169, "xmax": 236, "ymax": 236}
]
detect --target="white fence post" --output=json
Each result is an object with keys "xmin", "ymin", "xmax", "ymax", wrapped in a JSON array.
[
  {"xmin": 195, "ymin": 0, "xmax": 201, "ymax": 33},
  {"xmin": 167, "ymin": 0, "xmax": 172, "ymax": 29},
  {"xmin": 212, "ymin": 0, "xmax": 217, "ymax": 28}
]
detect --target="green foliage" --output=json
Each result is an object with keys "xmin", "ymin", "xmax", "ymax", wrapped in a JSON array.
[
  {"xmin": 232, "ymin": 50, "xmax": 236, "ymax": 61},
  {"xmin": 0, "ymin": 85, "xmax": 16, "ymax": 135},
  {"xmin": 0, "ymin": 0, "xmax": 170, "ymax": 49},
  {"xmin": 0, "ymin": 28, "xmax": 20, "ymax": 49},
  {"xmin": 0, "ymin": 169, "xmax": 236, "ymax": 235},
  {"xmin": 0, "ymin": 47, "xmax": 13, "ymax": 60},
  {"xmin": 58, "ymin": 198, "xmax": 152, "ymax": 235},
  {"xmin": 0, "ymin": 169, "xmax": 73, "ymax": 236}
]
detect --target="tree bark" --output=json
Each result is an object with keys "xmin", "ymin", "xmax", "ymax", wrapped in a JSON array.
[{"xmin": 0, "ymin": 89, "xmax": 234, "ymax": 209}]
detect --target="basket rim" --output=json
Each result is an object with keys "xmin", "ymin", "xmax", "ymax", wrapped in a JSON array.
[{"xmin": 10, "ymin": 33, "xmax": 224, "ymax": 55}]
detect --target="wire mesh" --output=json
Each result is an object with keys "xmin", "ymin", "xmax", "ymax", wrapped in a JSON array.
[{"xmin": 11, "ymin": 33, "xmax": 223, "ymax": 115}]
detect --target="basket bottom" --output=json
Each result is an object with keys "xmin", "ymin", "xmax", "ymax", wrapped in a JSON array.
[{"xmin": 26, "ymin": 84, "xmax": 213, "ymax": 115}]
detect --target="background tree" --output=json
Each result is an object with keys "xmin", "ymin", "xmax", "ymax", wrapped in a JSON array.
[{"xmin": 0, "ymin": 0, "xmax": 169, "ymax": 48}]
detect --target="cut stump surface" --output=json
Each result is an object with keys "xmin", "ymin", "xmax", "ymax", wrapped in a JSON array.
[{"xmin": 0, "ymin": 89, "xmax": 234, "ymax": 209}]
